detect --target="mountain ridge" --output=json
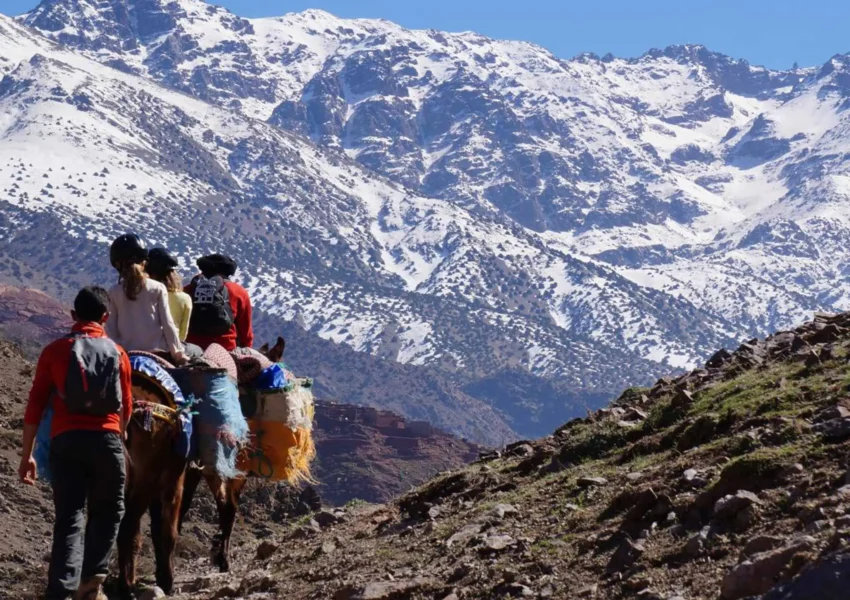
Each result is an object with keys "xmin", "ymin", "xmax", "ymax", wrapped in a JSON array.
[{"xmin": 2, "ymin": 0, "xmax": 850, "ymax": 443}]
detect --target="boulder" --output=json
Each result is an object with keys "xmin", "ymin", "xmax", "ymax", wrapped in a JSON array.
[
  {"xmin": 607, "ymin": 538, "xmax": 645, "ymax": 573},
  {"xmin": 759, "ymin": 551, "xmax": 850, "ymax": 599},
  {"xmin": 488, "ymin": 504, "xmax": 519, "ymax": 520},
  {"xmin": 836, "ymin": 486, "xmax": 850, "ymax": 501},
  {"xmin": 706, "ymin": 348, "xmax": 732, "ymax": 369},
  {"xmin": 506, "ymin": 443, "xmax": 534, "ymax": 458},
  {"xmin": 624, "ymin": 407, "xmax": 649, "ymax": 421},
  {"xmin": 255, "ymin": 541, "xmax": 279, "ymax": 561},
  {"xmin": 480, "ymin": 534, "xmax": 515, "ymax": 553},
  {"xmin": 317, "ymin": 540, "xmax": 337, "ymax": 556},
  {"xmin": 334, "ymin": 578, "xmax": 436, "ymax": 600},
  {"xmin": 292, "ymin": 518, "xmax": 322, "ymax": 538},
  {"xmin": 678, "ymin": 415, "xmax": 719, "ymax": 451},
  {"xmin": 814, "ymin": 406, "xmax": 850, "ymax": 423},
  {"xmin": 624, "ymin": 489, "xmax": 660, "ymax": 522},
  {"xmin": 314, "ymin": 510, "xmax": 341, "ymax": 528},
  {"xmin": 446, "ymin": 522, "xmax": 485, "ymax": 548},
  {"xmin": 683, "ymin": 468, "xmax": 709, "ymax": 489},
  {"xmin": 798, "ymin": 506, "xmax": 828, "ymax": 525},
  {"xmin": 714, "ymin": 491, "xmax": 763, "ymax": 521},
  {"xmin": 809, "ymin": 324, "xmax": 844, "ymax": 345},
  {"xmin": 685, "ymin": 528, "xmax": 709, "ymax": 558},
  {"xmin": 815, "ymin": 418, "xmax": 850, "ymax": 441},
  {"xmin": 720, "ymin": 536, "xmax": 817, "ymax": 599},
  {"xmin": 672, "ymin": 389, "xmax": 695, "ymax": 409},
  {"xmin": 578, "ymin": 476, "xmax": 609, "ymax": 488}
]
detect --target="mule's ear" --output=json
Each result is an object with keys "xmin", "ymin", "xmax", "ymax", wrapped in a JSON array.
[
  {"xmin": 276, "ymin": 336, "xmax": 285, "ymax": 349},
  {"xmin": 259, "ymin": 343, "xmax": 269, "ymax": 353}
]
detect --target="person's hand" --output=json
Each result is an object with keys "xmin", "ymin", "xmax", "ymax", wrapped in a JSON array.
[
  {"xmin": 173, "ymin": 351, "xmax": 189, "ymax": 366},
  {"xmin": 18, "ymin": 455, "xmax": 36, "ymax": 485}
]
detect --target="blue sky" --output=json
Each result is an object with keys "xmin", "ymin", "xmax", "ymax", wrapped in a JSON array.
[{"xmin": 4, "ymin": 0, "xmax": 848, "ymax": 69}]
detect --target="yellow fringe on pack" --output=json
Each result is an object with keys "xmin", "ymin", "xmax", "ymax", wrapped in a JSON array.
[
  {"xmin": 287, "ymin": 426, "xmax": 317, "ymax": 486},
  {"xmin": 239, "ymin": 420, "xmax": 317, "ymax": 484}
]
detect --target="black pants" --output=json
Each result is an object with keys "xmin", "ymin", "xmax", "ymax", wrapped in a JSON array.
[{"xmin": 46, "ymin": 431, "xmax": 126, "ymax": 600}]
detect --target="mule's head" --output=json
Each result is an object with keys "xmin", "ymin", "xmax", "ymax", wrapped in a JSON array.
[{"xmin": 259, "ymin": 336, "xmax": 285, "ymax": 363}]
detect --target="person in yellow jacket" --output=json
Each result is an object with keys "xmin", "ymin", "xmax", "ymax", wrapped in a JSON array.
[{"xmin": 146, "ymin": 247, "xmax": 193, "ymax": 341}]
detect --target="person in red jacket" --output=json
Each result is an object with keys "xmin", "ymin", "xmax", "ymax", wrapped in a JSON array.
[
  {"xmin": 185, "ymin": 254, "xmax": 254, "ymax": 351},
  {"xmin": 19, "ymin": 286, "xmax": 133, "ymax": 600}
]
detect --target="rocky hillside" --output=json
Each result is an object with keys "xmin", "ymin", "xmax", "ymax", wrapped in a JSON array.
[
  {"xmin": 5, "ymin": 0, "xmax": 850, "ymax": 442},
  {"xmin": 77, "ymin": 310, "xmax": 850, "ymax": 599},
  {"xmin": 0, "ymin": 284, "xmax": 71, "ymax": 359},
  {"xmin": 313, "ymin": 401, "xmax": 481, "ymax": 506}
]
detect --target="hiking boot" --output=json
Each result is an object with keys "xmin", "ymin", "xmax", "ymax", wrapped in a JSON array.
[{"xmin": 73, "ymin": 574, "xmax": 107, "ymax": 600}]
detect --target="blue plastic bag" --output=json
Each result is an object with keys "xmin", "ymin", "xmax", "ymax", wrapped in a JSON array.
[{"xmin": 255, "ymin": 364, "xmax": 286, "ymax": 390}]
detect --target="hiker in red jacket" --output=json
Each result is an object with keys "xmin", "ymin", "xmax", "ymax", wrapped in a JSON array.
[
  {"xmin": 19, "ymin": 286, "xmax": 133, "ymax": 600},
  {"xmin": 185, "ymin": 254, "xmax": 254, "ymax": 351}
]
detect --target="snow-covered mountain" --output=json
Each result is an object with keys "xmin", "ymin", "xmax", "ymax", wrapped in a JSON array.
[{"xmin": 2, "ymin": 0, "xmax": 850, "ymax": 441}]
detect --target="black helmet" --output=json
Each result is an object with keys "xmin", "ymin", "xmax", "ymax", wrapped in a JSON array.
[
  {"xmin": 197, "ymin": 254, "xmax": 237, "ymax": 278},
  {"xmin": 110, "ymin": 234, "xmax": 148, "ymax": 269},
  {"xmin": 147, "ymin": 247, "xmax": 179, "ymax": 279}
]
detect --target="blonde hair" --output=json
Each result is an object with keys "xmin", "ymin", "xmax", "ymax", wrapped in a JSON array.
[
  {"xmin": 119, "ymin": 262, "xmax": 147, "ymax": 301},
  {"xmin": 164, "ymin": 270, "xmax": 183, "ymax": 293}
]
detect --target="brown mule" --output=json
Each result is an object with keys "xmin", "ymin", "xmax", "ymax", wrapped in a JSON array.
[{"xmin": 117, "ymin": 374, "xmax": 188, "ymax": 598}]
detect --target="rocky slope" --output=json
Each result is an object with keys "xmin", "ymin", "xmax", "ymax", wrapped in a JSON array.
[
  {"xmin": 115, "ymin": 312, "xmax": 850, "ymax": 598},
  {"xmin": 0, "ymin": 284, "xmax": 71, "ymax": 359},
  {"xmin": 5, "ymin": 0, "xmax": 850, "ymax": 442},
  {"xmin": 5, "ymin": 307, "xmax": 850, "ymax": 597},
  {"xmin": 313, "ymin": 401, "xmax": 481, "ymax": 506}
]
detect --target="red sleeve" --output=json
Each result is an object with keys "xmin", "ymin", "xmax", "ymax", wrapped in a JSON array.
[
  {"xmin": 120, "ymin": 350, "xmax": 133, "ymax": 425},
  {"xmin": 234, "ymin": 285, "xmax": 254, "ymax": 348},
  {"xmin": 24, "ymin": 343, "xmax": 58, "ymax": 426}
]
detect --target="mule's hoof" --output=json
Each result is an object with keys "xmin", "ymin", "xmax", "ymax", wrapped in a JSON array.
[{"xmin": 155, "ymin": 566, "xmax": 173, "ymax": 594}]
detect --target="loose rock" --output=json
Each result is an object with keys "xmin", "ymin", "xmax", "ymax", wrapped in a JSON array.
[
  {"xmin": 334, "ymin": 578, "xmax": 436, "ymax": 600},
  {"xmin": 255, "ymin": 541, "xmax": 279, "ymax": 561},
  {"xmin": 607, "ymin": 538, "xmax": 645, "ymax": 573},
  {"xmin": 577, "ymin": 477, "xmax": 609, "ymax": 488},
  {"xmin": 720, "ymin": 536, "xmax": 816, "ymax": 599},
  {"xmin": 714, "ymin": 491, "xmax": 762, "ymax": 521}
]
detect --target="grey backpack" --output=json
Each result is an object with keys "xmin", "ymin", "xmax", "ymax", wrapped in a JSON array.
[{"xmin": 61, "ymin": 334, "xmax": 123, "ymax": 416}]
